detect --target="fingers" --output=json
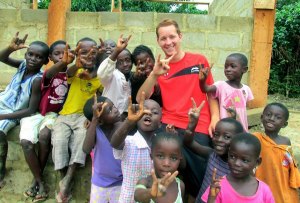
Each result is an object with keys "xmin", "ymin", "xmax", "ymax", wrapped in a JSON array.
[
  {"xmin": 151, "ymin": 169, "xmax": 158, "ymax": 184},
  {"xmin": 99, "ymin": 38, "xmax": 104, "ymax": 46},
  {"xmin": 22, "ymin": 34, "xmax": 28, "ymax": 43},
  {"xmin": 157, "ymin": 54, "xmax": 161, "ymax": 63},
  {"xmin": 191, "ymin": 97, "xmax": 197, "ymax": 109},
  {"xmin": 93, "ymin": 93, "xmax": 97, "ymax": 105},
  {"xmin": 138, "ymin": 91, "xmax": 145, "ymax": 110},
  {"xmin": 75, "ymin": 42, "xmax": 81, "ymax": 55},
  {"xmin": 212, "ymin": 168, "xmax": 217, "ymax": 181},
  {"xmin": 197, "ymin": 100, "xmax": 205, "ymax": 111}
]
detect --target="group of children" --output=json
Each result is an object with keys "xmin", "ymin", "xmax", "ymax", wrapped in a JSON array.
[{"xmin": 0, "ymin": 19, "xmax": 299, "ymax": 203}]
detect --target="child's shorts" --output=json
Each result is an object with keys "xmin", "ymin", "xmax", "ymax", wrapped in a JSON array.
[
  {"xmin": 51, "ymin": 114, "xmax": 87, "ymax": 170},
  {"xmin": 90, "ymin": 183, "xmax": 121, "ymax": 203},
  {"xmin": 19, "ymin": 112, "xmax": 58, "ymax": 144}
]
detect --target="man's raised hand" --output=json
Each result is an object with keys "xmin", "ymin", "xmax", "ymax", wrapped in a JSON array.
[{"xmin": 152, "ymin": 53, "xmax": 175, "ymax": 76}]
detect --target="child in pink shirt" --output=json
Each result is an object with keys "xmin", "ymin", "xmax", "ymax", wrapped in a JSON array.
[
  {"xmin": 200, "ymin": 53, "xmax": 253, "ymax": 131},
  {"xmin": 201, "ymin": 133, "xmax": 275, "ymax": 203}
]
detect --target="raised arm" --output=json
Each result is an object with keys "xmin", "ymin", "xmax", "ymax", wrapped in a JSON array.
[
  {"xmin": 136, "ymin": 54, "xmax": 174, "ymax": 102},
  {"xmin": 0, "ymin": 77, "xmax": 41, "ymax": 120},
  {"xmin": 110, "ymin": 92, "xmax": 150, "ymax": 149},
  {"xmin": 83, "ymin": 95, "xmax": 107, "ymax": 154},
  {"xmin": 199, "ymin": 64, "xmax": 216, "ymax": 93},
  {"xmin": 0, "ymin": 32, "xmax": 28, "ymax": 68},
  {"xmin": 183, "ymin": 98, "xmax": 213, "ymax": 158},
  {"xmin": 46, "ymin": 43, "xmax": 75, "ymax": 79}
]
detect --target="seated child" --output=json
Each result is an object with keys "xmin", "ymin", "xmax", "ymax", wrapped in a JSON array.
[
  {"xmin": 0, "ymin": 32, "xmax": 49, "ymax": 189},
  {"xmin": 97, "ymin": 34, "xmax": 132, "ymax": 116},
  {"xmin": 51, "ymin": 37, "xmax": 102, "ymax": 202},
  {"xmin": 82, "ymin": 95, "xmax": 123, "ymax": 203},
  {"xmin": 110, "ymin": 93, "xmax": 161, "ymax": 203},
  {"xmin": 199, "ymin": 53, "xmax": 254, "ymax": 131},
  {"xmin": 131, "ymin": 45, "xmax": 162, "ymax": 106},
  {"xmin": 134, "ymin": 132, "xmax": 185, "ymax": 203},
  {"xmin": 201, "ymin": 133, "xmax": 275, "ymax": 203},
  {"xmin": 19, "ymin": 40, "xmax": 72, "ymax": 201},
  {"xmin": 253, "ymin": 103, "xmax": 300, "ymax": 203},
  {"xmin": 182, "ymin": 98, "xmax": 244, "ymax": 203}
]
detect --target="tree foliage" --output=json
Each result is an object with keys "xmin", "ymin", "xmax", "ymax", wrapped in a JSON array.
[
  {"xmin": 38, "ymin": 0, "xmax": 206, "ymax": 14},
  {"xmin": 269, "ymin": 0, "xmax": 300, "ymax": 97}
]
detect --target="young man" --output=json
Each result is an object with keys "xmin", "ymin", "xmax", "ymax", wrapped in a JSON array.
[{"xmin": 137, "ymin": 19, "xmax": 220, "ymax": 200}]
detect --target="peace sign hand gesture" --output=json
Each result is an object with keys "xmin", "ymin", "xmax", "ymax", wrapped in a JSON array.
[
  {"xmin": 92, "ymin": 94, "xmax": 107, "ymax": 119},
  {"xmin": 150, "ymin": 169, "xmax": 179, "ymax": 198},
  {"xmin": 209, "ymin": 168, "xmax": 222, "ymax": 197},
  {"xmin": 9, "ymin": 32, "xmax": 28, "ymax": 51},
  {"xmin": 199, "ymin": 63, "xmax": 213, "ymax": 82},
  {"xmin": 116, "ymin": 34, "xmax": 131, "ymax": 52},
  {"xmin": 151, "ymin": 53, "xmax": 175, "ymax": 77},
  {"xmin": 187, "ymin": 98, "xmax": 205, "ymax": 130},
  {"xmin": 127, "ymin": 91, "xmax": 151, "ymax": 123},
  {"xmin": 62, "ymin": 43, "xmax": 75, "ymax": 65}
]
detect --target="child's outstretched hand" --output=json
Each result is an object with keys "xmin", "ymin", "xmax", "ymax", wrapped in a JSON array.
[
  {"xmin": 166, "ymin": 124, "xmax": 178, "ymax": 136},
  {"xmin": 116, "ymin": 34, "xmax": 131, "ymax": 52},
  {"xmin": 92, "ymin": 94, "xmax": 107, "ymax": 119},
  {"xmin": 151, "ymin": 54, "xmax": 175, "ymax": 77},
  {"xmin": 188, "ymin": 98, "xmax": 205, "ymax": 129},
  {"xmin": 62, "ymin": 43, "xmax": 75, "ymax": 65},
  {"xmin": 209, "ymin": 168, "xmax": 222, "ymax": 198},
  {"xmin": 199, "ymin": 63, "xmax": 213, "ymax": 82},
  {"xmin": 97, "ymin": 38, "xmax": 105, "ymax": 54},
  {"xmin": 9, "ymin": 32, "xmax": 28, "ymax": 51},
  {"xmin": 224, "ymin": 98, "xmax": 237, "ymax": 119},
  {"xmin": 150, "ymin": 169, "xmax": 179, "ymax": 198},
  {"xmin": 127, "ymin": 92, "xmax": 150, "ymax": 123}
]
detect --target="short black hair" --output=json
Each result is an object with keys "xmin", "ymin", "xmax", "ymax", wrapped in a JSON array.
[
  {"xmin": 29, "ymin": 41, "xmax": 49, "ymax": 58},
  {"xmin": 218, "ymin": 117, "xmax": 244, "ymax": 133},
  {"xmin": 49, "ymin": 40, "xmax": 70, "ymax": 54},
  {"xmin": 230, "ymin": 133, "xmax": 261, "ymax": 158},
  {"xmin": 151, "ymin": 132, "xmax": 182, "ymax": 152},
  {"xmin": 83, "ymin": 95, "xmax": 108, "ymax": 121},
  {"xmin": 132, "ymin": 45, "xmax": 155, "ymax": 65},
  {"xmin": 263, "ymin": 102, "xmax": 289, "ymax": 121},
  {"xmin": 228, "ymin": 53, "xmax": 248, "ymax": 67},
  {"xmin": 76, "ymin": 37, "xmax": 97, "ymax": 46}
]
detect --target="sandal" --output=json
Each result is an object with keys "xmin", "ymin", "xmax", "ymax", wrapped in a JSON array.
[
  {"xmin": 33, "ymin": 191, "xmax": 48, "ymax": 202},
  {"xmin": 23, "ymin": 186, "xmax": 38, "ymax": 198},
  {"xmin": 56, "ymin": 191, "xmax": 72, "ymax": 203}
]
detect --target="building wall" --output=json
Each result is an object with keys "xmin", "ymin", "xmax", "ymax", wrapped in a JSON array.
[
  {"xmin": 0, "ymin": 0, "xmax": 30, "ymax": 9},
  {"xmin": 209, "ymin": 0, "xmax": 254, "ymax": 17},
  {"xmin": 0, "ymin": 9, "xmax": 253, "ymax": 87}
]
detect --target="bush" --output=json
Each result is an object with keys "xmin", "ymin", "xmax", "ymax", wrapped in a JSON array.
[{"xmin": 270, "ymin": 0, "xmax": 300, "ymax": 97}]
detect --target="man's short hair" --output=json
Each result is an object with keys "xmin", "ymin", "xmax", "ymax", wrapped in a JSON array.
[{"xmin": 156, "ymin": 19, "xmax": 181, "ymax": 38}]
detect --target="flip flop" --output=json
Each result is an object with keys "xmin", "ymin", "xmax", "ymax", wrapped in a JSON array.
[
  {"xmin": 23, "ymin": 185, "xmax": 37, "ymax": 198},
  {"xmin": 56, "ymin": 191, "xmax": 72, "ymax": 203},
  {"xmin": 33, "ymin": 191, "xmax": 48, "ymax": 202}
]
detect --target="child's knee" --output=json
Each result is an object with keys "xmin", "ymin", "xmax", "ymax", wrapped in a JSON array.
[
  {"xmin": 20, "ymin": 139, "xmax": 34, "ymax": 151},
  {"xmin": 39, "ymin": 127, "xmax": 51, "ymax": 145}
]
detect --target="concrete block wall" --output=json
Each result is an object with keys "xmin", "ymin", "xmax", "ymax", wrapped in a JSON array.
[
  {"xmin": 209, "ymin": 0, "xmax": 254, "ymax": 17},
  {"xmin": 0, "ymin": 9, "xmax": 253, "ymax": 87},
  {"xmin": 0, "ymin": 0, "xmax": 30, "ymax": 9}
]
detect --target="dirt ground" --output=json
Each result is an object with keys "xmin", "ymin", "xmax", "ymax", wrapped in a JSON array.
[{"xmin": 250, "ymin": 94, "xmax": 300, "ymax": 164}]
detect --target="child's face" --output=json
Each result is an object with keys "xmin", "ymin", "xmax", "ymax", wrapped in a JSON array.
[
  {"xmin": 157, "ymin": 25, "xmax": 182, "ymax": 58},
  {"xmin": 228, "ymin": 142, "xmax": 260, "ymax": 179},
  {"xmin": 137, "ymin": 100, "xmax": 161, "ymax": 133},
  {"xmin": 135, "ymin": 52, "xmax": 154, "ymax": 77},
  {"xmin": 49, "ymin": 44, "xmax": 66, "ymax": 64},
  {"xmin": 25, "ymin": 44, "xmax": 48, "ymax": 71},
  {"xmin": 104, "ymin": 40, "xmax": 116, "ymax": 55},
  {"xmin": 100, "ymin": 100, "xmax": 121, "ymax": 124},
  {"xmin": 77, "ymin": 40, "xmax": 97, "ymax": 69},
  {"xmin": 116, "ymin": 50, "xmax": 132, "ymax": 75},
  {"xmin": 224, "ymin": 56, "xmax": 247, "ymax": 82},
  {"xmin": 212, "ymin": 121, "xmax": 238, "ymax": 157},
  {"xmin": 152, "ymin": 139, "xmax": 181, "ymax": 178},
  {"xmin": 261, "ymin": 105, "xmax": 288, "ymax": 133}
]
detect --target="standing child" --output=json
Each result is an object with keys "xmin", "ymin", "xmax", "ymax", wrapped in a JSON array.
[
  {"xmin": 199, "ymin": 53, "xmax": 253, "ymax": 131},
  {"xmin": 201, "ymin": 133, "xmax": 275, "ymax": 203},
  {"xmin": 131, "ymin": 45, "xmax": 162, "ymax": 106},
  {"xmin": 103, "ymin": 39, "xmax": 116, "ymax": 56},
  {"xmin": 19, "ymin": 40, "xmax": 73, "ymax": 201},
  {"xmin": 110, "ymin": 93, "xmax": 162, "ymax": 203},
  {"xmin": 134, "ymin": 132, "xmax": 184, "ymax": 203},
  {"xmin": 0, "ymin": 32, "xmax": 49, "ymax": 189},
  {"xmin": 82, "ymin": 95, "xmax": 123, "ymax": 203},
  {"xmin": 51, "ymin": 37, "xmax": 102, "ymax": 202},
  {"xmin": 183, "ymin": 99, "xmax": 244, "ymax": 203},
  {"xmin": 253, "ymin": 103, "xmax": 300, "ymax": 203},
  {"xmin": 97, "ymin": 34, "xmax": 132, "ymax": 117}
]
